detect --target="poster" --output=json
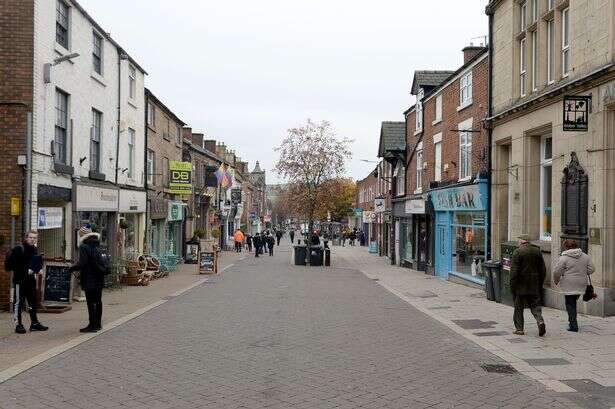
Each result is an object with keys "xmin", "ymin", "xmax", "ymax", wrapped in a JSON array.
[{"xmin": 38, "ymin": 207, "xmax": 63, "ymax": 229}]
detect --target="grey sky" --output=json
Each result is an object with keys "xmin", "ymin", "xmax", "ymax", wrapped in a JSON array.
[{"xmin": 79, "ymin": 0, "xmax": 488, "ymax": 183}]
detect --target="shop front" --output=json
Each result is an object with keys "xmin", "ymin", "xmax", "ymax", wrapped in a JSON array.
[
  {"xmin": 395, "ymin": 197, "xmax": 430, "ymax": 271},
  {"xmin": 119, "ymin": 189, "xmax": 146, "ymax": 257},
  {"xmin": 432, "ymin": 180, "xmax": 488, "ymax": 285},
  {"xmin": 74, "ymin": 183, "xmax": 119, "ymax": 258},
  {"xmin": 167, "ymin": 201, "xmax": 184, "ymax": 256},
  {"xmin": 37, "ymin": 185, "xmax": 72, "ymax": 260},
  {"xmin": 148, "ymin": 197, "xmax": 167, "ymax": 255}
]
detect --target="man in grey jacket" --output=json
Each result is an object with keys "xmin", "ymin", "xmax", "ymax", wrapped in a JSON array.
[{"xmin": 553, "ymin": 239, "xmax": 595, "ymax": 332}]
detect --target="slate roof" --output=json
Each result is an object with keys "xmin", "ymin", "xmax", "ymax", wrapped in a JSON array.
[
  {"xmin": 411, "ymin": 70, "xmax": 455, "ymax": 95},
  {"xmin": 378, "ymin": 121, "xmax": 406, "ymax": 158}
]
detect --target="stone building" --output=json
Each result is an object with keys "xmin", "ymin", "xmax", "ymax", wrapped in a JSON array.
[{"xmin": 487, "ymin": 0, "xmax": 615, "ymax": 315}]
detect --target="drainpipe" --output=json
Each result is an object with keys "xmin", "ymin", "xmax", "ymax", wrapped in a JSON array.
[
  {"xmin": 25, "ymin": 111, "xmax": 33, "ymax": 233},
  {"xmin": 487, "ymin": 8, "xmax": 494, "ymax": 260},
  {"xmin": 115, "ymin": 50, "xmax": 122, "ymax": 185},
  {"xmin": 144, "ymin": 91, "xmax": 149, "ymax": 253}
]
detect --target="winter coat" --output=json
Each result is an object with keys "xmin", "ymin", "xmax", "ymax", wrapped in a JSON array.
[
  {"xmin": 510, "ymin": 244, "xmax": 546, "ymax": 297},
  {"xmin": 233, "ymin": 231, "xmax": 244, "ymax": 243},
  {"xmin": 4, "ymin": 243, "xmax": 39, "ymax": 285},
  {"xmin": 253, "ymin": 236, "xmax": 262, "ymax": 248},
  {"xmin": 553, "ymin": 248, "xmax": 595, "ymax": 295},
  {"xmin": 246, "ymin": 235, "xmax": 253, "ymax": 245},
  {"xmin": 69, "ymin": 233, "xmax": 105, "ymax": 291}
]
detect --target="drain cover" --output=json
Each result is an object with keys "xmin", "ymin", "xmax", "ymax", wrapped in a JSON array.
[{"xmin": 480, "ymin": 364, "xmax": 517, "ymax": 374}]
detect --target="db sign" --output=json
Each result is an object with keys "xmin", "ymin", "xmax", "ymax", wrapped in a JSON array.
[{"xmin": 169, "ymin": 161, "xmax": 193, "ymax": 195}]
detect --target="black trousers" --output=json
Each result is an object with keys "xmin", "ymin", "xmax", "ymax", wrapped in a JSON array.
[
  {"xmin": 276, "ymin": 237, "xmax": 281, "ymax": 246},
  {"xmin": 13, "ymin": 278, "xmax": 39, "ymax": 326},
  {"xmin": 565, "ymin": 294, "xmax": 580, "ymax": 330},
  {"xmin": 513, "ymin": 295, "xmax": 544, "ymax": 331},
  {"xmin": 85, "ymin": 288, "xmax": 103, "ymax": 328},
  {"xmin": 255, "ymin": 246, "xmax": 261, "ymax": 257},
  {"xmin": 269, "ymin": 245, "xmax": 274, "ymax": 256},
  {"xmin": 247, "ymin": 243, "xmax": 252, "ymax": 252},
  {"xmin": 235, "ymin": 241, "xmax": 242, "ymax": 252}
]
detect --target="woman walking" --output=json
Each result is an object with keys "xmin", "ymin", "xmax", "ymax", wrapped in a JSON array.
[{"xmin": 553, "ymin": 239, "xmax": 595, "ymax": 332}]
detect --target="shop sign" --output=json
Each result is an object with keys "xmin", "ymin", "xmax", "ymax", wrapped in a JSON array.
[
  {"xmin": 119, "ymin": 190, "xmax": 146, "ymax": 213},
  {"xmin": 231, "ymin": 188, "xmax": 242, "ymax": 204},
  {"xmin": 169, "ymin": 161, "xmax": 193, "ymax": 195},
  {"xmin": 405, "ymin": 199, "xmax": 425, "ymax": 215},
  {"xmin": 150, "ymin": 198, "xmax": 168, "ymax": 219},
  {"xmin": 76, "ymin": 184, "xmax": 118, "ymax": 212},
  {"xmin": 37, "ymin": 207, "xmax": 63, "ymax": 229},
  {"xmin": 354, "ymin": 208, "xmax": 363, "ymax": 217},
  {"xmin": 249, "ymin": 211, "xmax": 257, "ymax": 220},
  {"xmin": 563, "ymin": 95, "xmax": 590, "ymax": 132},
  {"xmin": 431, "ymin": 184, "xmax": 486, "ymax": 212},
  {"xmin": 374, "ymin": 198, "xmax": 386, "ymax": 213},
  {"xmin": 168, "ymin": 201, "xmax": 184, "ymax": 221},
  {"xmin": 362, "ymin": 211, "xmax": 376, "ymax": 223}
]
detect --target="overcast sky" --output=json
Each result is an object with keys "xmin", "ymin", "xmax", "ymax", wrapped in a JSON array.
[{"xmin": 79, "ymin": 0, "xmax": 488, "ymax": 183}]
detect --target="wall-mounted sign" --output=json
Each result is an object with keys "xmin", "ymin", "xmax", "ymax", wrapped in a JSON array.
[
  {"xmin": 76, "ymin": 184, "xmax": 118, "ymax": 211},
  {"xmin": 431, "ymin": 183, "xmax": 487, "ymax": 212},
  {"xmin": 10, "ymin": 197, "xmax": 20, "ymax": 216},
  {"xmin": 38, "ymin": 207, "xmax": 63, "ymax": 229},
  {"xmin": 563, "ymin": 95, "xmax": 590, "ymax": 132},
  {"xmin": 374, "ymin": 198, "xmax": 386, "ymax": 213},
  {"xmin": 168, "ymin": 201, "xmax": 184, "ymax": 221},
  {"xmin": 119, "ymin": 189, "xmax": 146, "ymax": 213},
  {"xmin": 169, "ymin": 161, "xmax": 193, "ymax": 195},
  {"xmin": 405, "ymin": 199, "xmax": 425, "ymax": 215},
  {"xmin": 231, "ymin": 188, "xmax": 242, "ymax": 204}
]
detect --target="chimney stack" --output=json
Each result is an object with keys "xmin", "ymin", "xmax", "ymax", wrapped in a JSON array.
[{"xmin": 462, "ymin": 45, "xmax": 486, "ymax": 64}]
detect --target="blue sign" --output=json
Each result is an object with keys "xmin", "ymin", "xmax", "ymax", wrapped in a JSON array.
[
  {"xmin": 431, "ymin": 182, "xmax": 488, "ymax": 212},
  {"xmin": 354, "ymin": 208, "xmax": 363, "ymax": 217}
]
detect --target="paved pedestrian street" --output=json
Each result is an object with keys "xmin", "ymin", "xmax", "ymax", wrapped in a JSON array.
[{"xmin": 0, "ymin": 246, "xmax": 599, "ymax": 408}]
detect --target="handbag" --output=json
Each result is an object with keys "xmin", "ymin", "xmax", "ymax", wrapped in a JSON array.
[{"xmin": 583, "ymin": 274, "xmax": 597, "ymax": 302}]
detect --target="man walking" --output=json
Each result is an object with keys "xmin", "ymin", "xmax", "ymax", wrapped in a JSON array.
[
  {"xmin": 233, "ymin": 229, "xmax": 244, "ymax": 253},
  {"xmin": 246, "ymin": 234, "xmax": 253, "ymax": 253},
  {"xmin": 69, "ymin": 226, "xmax": 107, "ymax": 333},
  {"xmin": 289, "ymin": 229, "xmax": 295, "ymax": 244},
  {"xmin": 5, "ymin": 230, "xmax": 48, "ymax": 334},
  {"xmin": 510, "ymin": 234, "xmax": 546, "ymax": 336},
  {"xmin": 253, "ymin": 233, "xmax": 262, "ymax": 258},
  {"xmin": 276, "ymin": 230, "xmax": 283, "ymax": 246}
]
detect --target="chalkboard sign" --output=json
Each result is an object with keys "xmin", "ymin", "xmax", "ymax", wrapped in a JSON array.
[
  {"xmin": 199, "ymin": 251, "xmax": 216, "ymax": 274},
  {"xmin": 44, "ymin": 263, "xmax": 72, "ymax": 303}
]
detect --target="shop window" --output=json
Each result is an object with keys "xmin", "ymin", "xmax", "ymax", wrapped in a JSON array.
[
  {"xmin": 121, "ymin": 214, "xmax": 139, "ymax": 256},
  {"xmin": 540, "ymin": 136, "xmax": 553, "ymax": 240}
]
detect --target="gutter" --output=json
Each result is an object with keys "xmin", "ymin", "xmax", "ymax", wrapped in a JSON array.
[{"xmin": 487, "ymin": 10, "xmax": 494, "ymax": 261}]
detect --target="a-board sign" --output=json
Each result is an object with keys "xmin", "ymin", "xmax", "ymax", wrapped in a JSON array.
[
  {"xmin": 43, "ymin": 263, "xmax": 72, "ymax": 303},
  {"xmin": 199, "ymin": 251, "xmax": 216, "ymax": 274},
  {"xmin": 185, "ymin": 244, "xmax": 199, "ymax": 264}
]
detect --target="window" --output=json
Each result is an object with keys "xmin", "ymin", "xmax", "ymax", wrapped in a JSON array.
[
  {"xmin": 547, "ymin": 19, "xmax": 555, "ymax": 83},
  {"xmin": 90, "ymin": 109, "xmax": 102, "ymax": 172},
  {"xmin": 54, "ymin": 89, "xmax": 68, "ymax": 164},
  {"xmin": 416, "ymin": 143, "xmax": 423, "ymax": 191},
  {"xmin": 56, "ymin": 1, "xmax": 69, "ymax": 49},
  {"xmin": 147, "ymin": 149, "xmax": 155, "ymax": 185},
  {"xmin": 147, "ymin": 102, "xmax": 155, "ymax": 126},
  {"xmin": 395, "ymin": 162, "xmax": 405, "ymax": 196},
  {"xmin": 434, "ymin": 94, "xmax": 442, "ymax": 123},
  {"xmin": 460, "ymin": 71, "xmax": 472, "ymax": 107},
  {"xmin": 531, "ymin": 0, "xmax": 538, "ymax": 22},
  {"xmin": 459, "ymin": 129, "xmax": 472, "ymax": 180},
  {"xmin": 540, "ymin": 136, "xmax": 553, "ymax": 240},
  {"xmin": 434, "ymin": 141, "xmax": 442, "ymax": 182},
  {"xmin": 176, "ymin": 125, "xmax": 181, "ymax": 145},
  {"xmin": 520, "ymin": 1, "xmax": 527, "ymax": 31},
  {"xmin": 531, "ymin": 32, "xmax": 537, "ymax": 91},
  {"xmin": 415, "ymin": 101, "xmax": 423, "ymax": 132},
  {"xmin": 92, "ymin": 32, "xmax": 102, "ymax": 74},
  {"xmin": 520, "ymin": 38, "xmax": 527, "ymax": 97},
  {"xmin": 128, "ymin": 128, "xmax": 135, "ymax": 179},
  {"xmin": 548, "ymin": 0, "xmax": 555, "ymax": 10},
  {"xmin": 129, "ymin": 65, "xmax": 136, "ymax": 99},
  {"xmin": 562, "ymin": 7, "xmax": 570, "ymax": 76},
  {"xmin": 163, "ymin": 157, "xmax": 169, "ymax": 187},
  {"xmin": 163, "ymin": 117, "xmax": 170, "ymax": 140}
]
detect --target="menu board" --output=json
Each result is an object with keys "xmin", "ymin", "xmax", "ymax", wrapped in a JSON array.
[
  {"xmin": 44, "ymin": 263, "xmax": 72, "ymax": 303},
  {"xmin": 199, "ymin": 251, "xmax": 216, "ymax": 274}
]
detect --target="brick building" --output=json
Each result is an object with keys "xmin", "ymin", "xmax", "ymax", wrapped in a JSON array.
[
  {"xmin": 400, "ymin": 47, "xmax": 489, "ymax": 285},
  {"xmin": 355, "ymin": 164, "xmax": 386, "ymax": 248}
]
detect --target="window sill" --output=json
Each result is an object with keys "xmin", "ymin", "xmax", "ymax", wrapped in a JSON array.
[
  {"xmin": 91, "ymin": 72, "xmax": 106, "ymax": 87},
  {"xmin": 432, "ymin": 118, "xmax": 442, "ymax": 126},
  {"xmin": 413, "ymin": 129, "xmax": 423, "ymax": 137},
  {"xmin": 414, "ymin": 188, "xmax": 423, "ymax": 194},
  {"xmin": 527, "ymin": 21, "xmax": 538, "ymax": 33},
  {"xmin": 457, "ymin": 101, "xmax": 472, "ymax": 112},
  {"xmin": 128, "ymin": 99, "xmax": 138, "ymax": 110},
  {"xmin": 458, "ymin": 176, "xmax": 471, "ymax": 183},
  {"xmin": 147, "ymin": 124, "xmax": 156, "ymax": 132},
  {"xmin": 542, "ymin": 9, "xmax": 555, "ymax": 21},
  {"xmin": 88, "ymin": 170, "xmax": 106, "ymax": 181},
  {"xmin": 54, "ymin": 163, "xmax": 74, "ymax": 175},
  {"xmin": 54, "ymin": 43, "xmax": 71, "ymax": 58}
]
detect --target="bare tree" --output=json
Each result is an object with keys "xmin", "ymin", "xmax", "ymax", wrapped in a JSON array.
[{"xmin": 275, "ymin": 119, "xmax": 352, "ymax": 237}]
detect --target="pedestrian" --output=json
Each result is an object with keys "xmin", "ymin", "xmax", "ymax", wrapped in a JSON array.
[
  {"xmin": 510, "ymin": 234, "xmax": 546, "ymax": 337},
  {"xmin": 267, "ymin": 233, "xmax": 275, "ymax": 256},
  {"xmin": 4, "ymin": 230, "xmax": 48, "ymax": 334},
  {"xmin": 246, "ymin": 234, "xmax": 253, "ymax": 252},
  {"xmin": 289, "ymin": 229, "xmax": 295, "ymax": 244},
  {"xmin": 276, "ymin": 230, "xmax": 283, "ymax": 246},
  {"xmin": 233, "ymin": 229, "xmax": 244, "ymax": 253},
  {"xmin": 553, "ymin": 239, "xmax": 595, "ymax": 332},
  {"xmin": 349, "ymin": 230, "xmax": 356, "ymax": 246},
  {"xmin": 341, "ymin": 232, "xmax": 347, "ymax": 247},
  {"xmin": 69, "ymin": 226, "xmax": 108, "ymax": 333},
  {"xmin": 253, "ymin": 233, "xmax": 262, "ymax": 258},
  {"xmin": 311, "ymin": 232, "xmax": 321, "ymax": 246},
  {"xmin": 263, "ymin": 231, "xmax": 270, "ymax": 253}
]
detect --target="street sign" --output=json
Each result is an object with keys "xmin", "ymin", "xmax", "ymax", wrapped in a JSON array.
[
  {"xmin": 563, "ymin": 95, "xmax": 590, "ymax": 131},
  {"xmin": 10, "ymin": 197, "xmax": 20, "ymax": 216}
]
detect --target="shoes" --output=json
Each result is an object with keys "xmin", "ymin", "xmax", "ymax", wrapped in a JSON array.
[
  {"xmin": 568, "ymin": 325, "xmax": 579, "ymax": 332},
  {"xmin": 15, "ymin": 324, "xmax": 26, "ymax": 334},
  {"xmin": 30, "ymin": 322, "xmax": 49, "ymax": 332},
  {"xmin": 513, "ymin": 329, "xmax": 525, "ymax": 335},
  {"xmin": 538, "ymin": 323, "xmax": 546, "ymax": 337},
  {"xmin": 79, "ymin": 326, "xmax": 99, "ymax": 333}
]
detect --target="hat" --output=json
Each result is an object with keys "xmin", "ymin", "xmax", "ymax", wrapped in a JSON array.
[
  {"xmin": 517, "ymin": 234, "xmax": 531, "ymax": 242},
  {"xmin": 79, "ymin": 226, "xmax": 92, "ymax": 237}
]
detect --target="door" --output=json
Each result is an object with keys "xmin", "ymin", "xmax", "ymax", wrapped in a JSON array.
[{"xmin": 435, "ymin": 212, "xmax": 451, "ymax": 278}]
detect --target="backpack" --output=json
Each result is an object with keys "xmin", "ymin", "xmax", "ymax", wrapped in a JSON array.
[{"xmin": 93, "ymin": 247, "xmax": 112, "ymax": 276}]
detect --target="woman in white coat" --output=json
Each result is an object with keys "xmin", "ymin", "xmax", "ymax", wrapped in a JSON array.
[{"xmin": 553, "ymin": 239, "xmax": 595, "ymax": 332}]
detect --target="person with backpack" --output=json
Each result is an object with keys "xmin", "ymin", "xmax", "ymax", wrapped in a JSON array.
[
  {"xmin": 69, "ymin": 226, "xmax": 108, "ymax": 333},
  {"xmin": 4, "ymin": 230, "xmax": 48, "ymax": 334}
]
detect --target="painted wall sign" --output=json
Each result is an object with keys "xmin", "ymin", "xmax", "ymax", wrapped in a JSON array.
[
  {"xmin": 431, "ymin": 184, "xmax": 487, "ymax": 212},
  {"xmin": 169, "ymin": 161, "xmax": 193, "ymax": 195},
  {"xmin": 405, "ymin": 199, "xmax": 425, "ymax": 214},
  {"xmin": 563, "ymin": 95, "xmax": 590, "ymax": 132},
  {"xmin": 37, "ymin": 207, "xmax": 63, "ymax": 229},
  {"xmin": 76, "ymin": 184, "xmax": 119, "ymax": 212}
]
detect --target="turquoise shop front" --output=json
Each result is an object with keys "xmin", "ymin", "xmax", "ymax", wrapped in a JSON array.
[{"xmin": 432, "ymin": 180, "xmax": 488, "ymax": 285}]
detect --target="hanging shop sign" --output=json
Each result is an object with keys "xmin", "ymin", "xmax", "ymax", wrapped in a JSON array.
[
  {"xmin": 169, "ymin": 161, "xmax": 193, "ymax": 195},
  {"xmin": 168, "ymin": 201, "xmax": 184, "ymax": 222},
  {"xmin": 431, "ymin": 183, "xmax": 487, "ymax": 212},
  {"xmin": 374, "ymin": 198, "xmax": 386, "ymax": 213},
  {"xmin": 354, "ymin": 208, "xmax": 363, "ymax": 218},
  {"xmin": 563, "ymin": 95, "xmax": 591, "ymax": 132},
  {"xmin": 362, "ymin": 211, "xmax": 376, "ymax": 223},
  {"xmin": 404, "ymin": 199, "xmax": 425, "ymax": 215},
  {"xmin": 231, "ymin": 188, "xmax": 242, "ymax": 204},
  {"xmin": 37, "ymin": 207, "xmax": 63, "ymax": 230},
  {"xmin": 119, "ymin": 189, "xmax": 146, "ymax": 213}
]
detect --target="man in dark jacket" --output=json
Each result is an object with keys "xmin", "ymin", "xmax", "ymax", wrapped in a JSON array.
[
  {"xmin": 69, "ymin": 226, "xmax": 106, "ymax": 333},
  {"xmin": 510, "ymin": 234, "xmax": 546, "ymax": 336},
  {"xmin": 246, "ymin": 234, "xmax": 253, "ymax": 252},
  {"xmin": 289, "ymin": 230, "xmax": 295, "ymax": 244},
  {"xmin": 5, "ymin": 230, "xmax": 48, "ymax": 334},
  {"xmin": 275, "ymin": 230, "xmax": 283, "ymax": 246},
  {"xmin": 253, "ymin": 233, "xmax": 262, "ymax": 258}
]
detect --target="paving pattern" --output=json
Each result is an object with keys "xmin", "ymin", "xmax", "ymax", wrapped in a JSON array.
[{"xmin": 0, "ymin": 246, "xmax": 588, "ymax": 408}]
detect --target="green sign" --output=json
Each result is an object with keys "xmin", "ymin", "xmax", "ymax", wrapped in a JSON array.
[
  {"xmin": 169, "ymin": 161, "xmax": 193, "ymax": 195},
  {"xmin": 168, "ymin": 201, "xmax": 184, "ymax": 221}
]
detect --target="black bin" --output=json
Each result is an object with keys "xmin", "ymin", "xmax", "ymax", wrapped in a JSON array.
[
  {"xmin": 324, "ymin": 248, "xmax": 331, "ymax": 266},
  {"xmin": 309, "ymin": 246, "xmax": 324, "ymax": 266},
  {"xmin": 294, "ymin": 246, "xmax": 307, "ymax": 265},
  {"xmin": 483, "ymin": 260, "xmax": 502, "ymax": 303},
  {"xmin": 484, "ymin": 268, "xmax": 495, "ymax": 301}
]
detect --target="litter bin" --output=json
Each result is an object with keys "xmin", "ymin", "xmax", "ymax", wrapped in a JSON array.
[
  {"xmin": 309, "ymin": 246, "xmax": 324, "ymax": 266},
  {"xmin": 324, "ymin": 248, "xmax": 331, "ymax": 266},
  {"xmin": 500, "ymin": 241, "xmax": 519, "ymax": 306},
  {"xmin": 484, "ymin": 265, "xmax": 495, "ymax": 301},
  {"xmin": 483, "ymin": 260, "xmax": 502, "ymax": 303},
  {"xmin": 294, "ymin": 245, "xmax": 307, "ymax": 265}
]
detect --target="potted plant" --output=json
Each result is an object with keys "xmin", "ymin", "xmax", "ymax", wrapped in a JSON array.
[{"xmin": 119, "ymin": 219, "xmax": 131, "ymax": 230}]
